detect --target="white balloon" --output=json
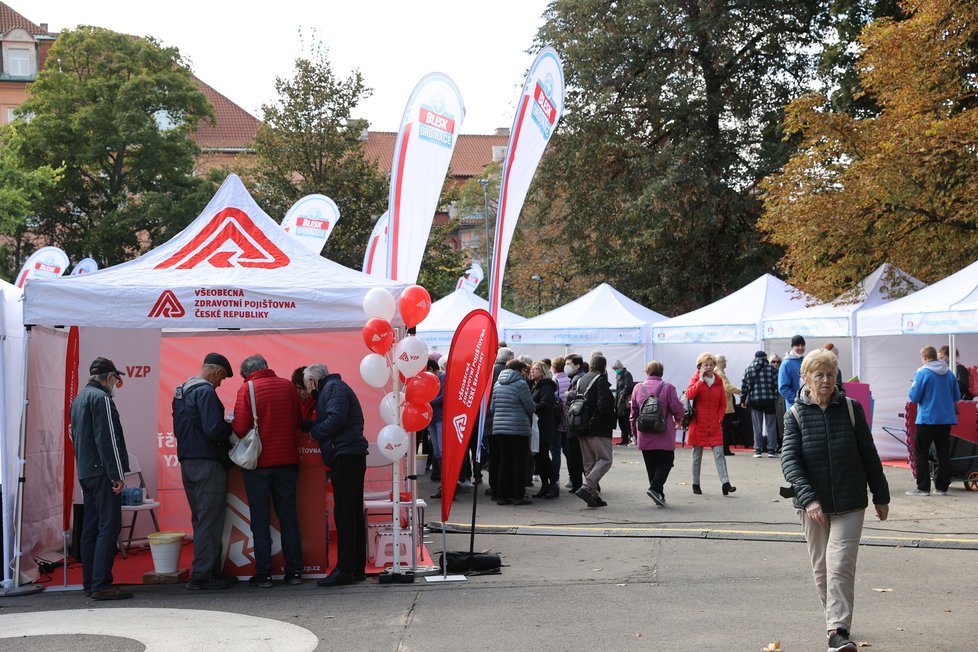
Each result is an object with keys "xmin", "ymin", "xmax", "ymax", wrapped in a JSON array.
[
  {"xmin": 376, "ymin": 424, "xmax": 409, "ymax": 462},
  {"xmin": 393, "ymin": 335, "xmax": 428, "ymax": 378},
  {"xmin": 379, "ymin": 391, "xmax": 403, "ymax": 425},
  {"xmin": 363, "ymin": 287, "xmax": 395, "ymax": 321},
  {"xmin": 360, "ymin": 353, "xmax": 391, "ymax": 388}
]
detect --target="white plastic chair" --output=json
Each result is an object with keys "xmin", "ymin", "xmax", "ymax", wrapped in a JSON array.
[{"xmin": 117, "ymin": 452, "xmax": 161, "ymax": 557}]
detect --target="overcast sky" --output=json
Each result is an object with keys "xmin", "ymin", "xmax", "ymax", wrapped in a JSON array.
[{"xmin": 19, "ymin": 0, "xmax": 553, "ymax": 134}]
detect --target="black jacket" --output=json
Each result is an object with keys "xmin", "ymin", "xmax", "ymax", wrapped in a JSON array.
[
  {"xmin": 70, "ymin": 380, "xmax": 130, "ymax": 482},
  {"xmin": 572, "ymin": 371, "xmax": 616, "ymax": 437},
  {"xmin": 531, "ymin": 377, "xmax": 559, "ymax": 440},
  {"xmin": 615, "ymin": 369, "xmax": 635, "ymax": 416},
  {"xmin": 311, "ymin": 374, "xmax": 368, "ymax": 466},
  {"xmin": 172, "ymin": 377, "xmax": 233, "ymax": 464},
  {"xmin": 781, "ymin": 387, "xmax": 889, "ymax": 514}
]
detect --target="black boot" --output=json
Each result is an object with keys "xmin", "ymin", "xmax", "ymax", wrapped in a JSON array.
[
  {"xmin": 722, "ymin": 482, "xmax": 736, "ymax": 495},
  {"xmin": 692, "ymin": 484, "xmax": 702, "ymax": 495}
]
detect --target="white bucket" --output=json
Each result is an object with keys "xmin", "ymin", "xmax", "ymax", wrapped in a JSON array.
[{"xmin": 147, "ymin": 531, "xmax": 185, "ymax": 574}]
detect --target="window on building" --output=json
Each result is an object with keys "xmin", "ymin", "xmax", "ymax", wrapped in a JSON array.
[
  {"xmin": 492, "ymin": 146, "xmax": 507, "ymax": 163},
  {"xmin": 7, "ymin": 47, "xmax": 33, "ymax": 77}
]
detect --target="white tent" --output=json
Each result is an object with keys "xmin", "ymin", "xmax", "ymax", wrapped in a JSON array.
[
  {"xmin": 11, "ymin": 175, "xmax": 410, "ymax": 588},
  {"xmin": 25, "ymin": 175, "xmax": 404, "ymax": 329},
  {"xmin": 651, "ymin": 274, "xmax": 809, "ymax": 390},
  {"xmin": 855, "ymin": 259, "xmax": 978, "ymax": 460},
  {"xmin": 502, "ymin": 283, "xmax": 668, "ymax": 376},
  {"xmin": 1, "ymin": 280, "xmax": 25, "ymax": 589},
  {"xmin": 761, "ymin": 264, "xmax": 925, "ymax": 379},
  {"xmin": 416, "ymin": 288, "xmax": 523, "ymax": 353}
]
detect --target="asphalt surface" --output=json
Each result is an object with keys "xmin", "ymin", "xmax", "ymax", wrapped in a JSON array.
[{"xmin": 1, "ymin": 445, "xmax": 975, "ymax": 652}]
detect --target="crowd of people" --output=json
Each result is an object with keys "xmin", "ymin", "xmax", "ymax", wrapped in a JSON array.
[{"xmin": 69, "ymin": 337, "xmax": 971, "ymax": 651}]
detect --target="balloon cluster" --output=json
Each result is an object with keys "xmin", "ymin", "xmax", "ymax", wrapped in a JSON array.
[{"xmin": 360, "ymin": 285, "xmax": 436, "ymax": 463}]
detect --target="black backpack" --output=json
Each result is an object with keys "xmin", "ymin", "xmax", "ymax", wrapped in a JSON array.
[
  {"xmin": 566, "ymin": 375, "xmax": 599, "ymax": 434},
  {"xmin": 637, "ymin": 383, "xmax": 667, "ymax": 433}
]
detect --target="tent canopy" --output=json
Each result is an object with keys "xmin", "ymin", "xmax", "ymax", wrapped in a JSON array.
[
  {"xmin": 652, "ymin": 274, "xmax": 808, "ymax": 343},
  {"xmin": 762, "ymin": 264, "xmax": 925, "ymax": 338},
  {"xmin": 24, "ymin": 175, "xmax": 406, "ymax": 330},
  {"xmin": 858, "ymin": 258, "xmax": 978, "ymax": 336},
  {"xmin": 503, "ymin": 283, "xmax": 667, "ymax": 346},
  {"xmin": 416, "ymin": 288, "xmax": 522, "ymax": 348}
]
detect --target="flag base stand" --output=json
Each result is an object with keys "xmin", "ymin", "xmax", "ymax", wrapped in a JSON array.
[
  {"xmin": 378, "ymin": 569, "xmax": 415, "ymax": 584},
  {"xmin": 424, "ymin": 573, "xmax": 466, "ymax": 583},
  {"xmin": 1, "ymin": 582, "xmax": 45, "ymax": 597}
]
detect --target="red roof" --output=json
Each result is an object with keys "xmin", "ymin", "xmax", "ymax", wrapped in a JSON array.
[
  {"xmin": 0, "ymin": 2, "xmax": 45, "ymax": 35},
  {"xmin": 363, "ymin": 131, "xmax": 509, "ymax": 178},
  {"xmin": 191, "ymin": 76, "xmax": 260, "ymax": 150}
]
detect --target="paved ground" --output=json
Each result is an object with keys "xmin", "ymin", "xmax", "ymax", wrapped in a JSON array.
[{"xmin": 1, "ymin": 446, "xmax": 975, "ymax": 651}]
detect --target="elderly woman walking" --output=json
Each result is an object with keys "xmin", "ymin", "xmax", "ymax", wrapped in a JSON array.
[
  {"xmin": 781, "ymin": 349, "xmax": 890, "ymax": 652},
  {"xmin": 686, "ymin": 352, "xmax": 735, "ymax": 495},
  {"xmin": 630, "ymin": 360, "xmax": 684, "ymax": 506}
]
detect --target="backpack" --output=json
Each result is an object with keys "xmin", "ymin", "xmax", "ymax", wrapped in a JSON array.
[
  {"xmin": 566, "ymin": 375, "xmax": 599, "ymax": 434},
  {"xmin": 637, "ymin": 383, "xmax": 667, "ymax": 433},
  {"xmin": 968, "ymin": 365, "xmax": 978, "ymax": 398}
]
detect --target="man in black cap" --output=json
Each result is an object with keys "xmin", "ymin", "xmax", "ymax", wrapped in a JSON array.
[
  {"xmin": 70, "ymin": 357, "xmax": 131, "ymax": 600},
  {"xmin": 172, "ymin": 352, "xmax": 235, "ymax": 590}
]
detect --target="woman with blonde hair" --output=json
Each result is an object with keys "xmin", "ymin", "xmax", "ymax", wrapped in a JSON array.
[
  {"xmin": 782, "ymin": 349, "xmax": 889, "ymax": 651},
  {"xmin": 686, "ymin": 352, "xmax": 735, "ymax": 495}
]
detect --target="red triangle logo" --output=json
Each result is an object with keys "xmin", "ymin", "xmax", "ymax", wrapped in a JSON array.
[
  {"xmin": 155, "ymin": 207, "xmax": 290, "ymax": 269},
  {"xmin": 148, "ymin": 290, "xmax": 186, "ymax": 318}
]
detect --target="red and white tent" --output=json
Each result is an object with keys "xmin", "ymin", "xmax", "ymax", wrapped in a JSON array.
[{"xmin": 24, "ymin": 174, "xmax": 404, "ymax": 329}]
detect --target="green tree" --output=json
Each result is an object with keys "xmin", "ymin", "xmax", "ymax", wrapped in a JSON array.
[
  {"xmin": 0, "ymin": 123, "xmax": 64, "ymax": 279},
  {"xmin": 536, "ymin": 1, "xmax": 843, "ymax": 314},
  {"xmin": 249, "ymin": 39, "xmax": 387, "ymax": 270},
  {"xmin": 15, "ymin": 26, "xmax": 213, "ymax": 266},
  {"xmin": 760, "ymin": 0, "xmax": 978, "ymax": 299}
]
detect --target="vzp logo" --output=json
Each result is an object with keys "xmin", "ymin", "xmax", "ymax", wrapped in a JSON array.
[{"xmin": 155, "ymin": 207, "xmax": 290, "ymax": 270}]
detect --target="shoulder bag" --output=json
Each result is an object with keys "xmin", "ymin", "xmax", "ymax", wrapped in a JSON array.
[{"xmin": 229, "ymin": 381, "xmax": 263, "ymax": 470}]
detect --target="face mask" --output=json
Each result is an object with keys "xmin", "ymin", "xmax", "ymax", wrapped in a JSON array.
[{"xmin": 564, "ymin": 364, "xmax": 574, "ymax": 375}]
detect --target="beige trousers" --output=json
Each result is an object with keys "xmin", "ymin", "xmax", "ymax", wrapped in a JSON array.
[
  {"xmin": 579, "ymin": 436, "xmax": 613, "ymax": 492},
  {"xmin": 800, "ymin": 508, "xmax": 865, "ymax": 633}
]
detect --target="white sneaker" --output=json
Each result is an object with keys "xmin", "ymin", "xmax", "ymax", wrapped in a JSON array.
[
  {"xmin": 753, "ymin": 453, "xmax": 762, "ymax": 458},
  {"xmin": 905, "ymin": 488, "xmax": 930, "ymax": 496},
  {"xmin": 767, "ymin": 453, "xmax": 778, "ymax": 458},
  {"xmin": 932, "ymin": 489, "xmax": 948, "ymax": 496},
  {"xmin": 457, "ymin": 480, "xmax": 474, "ymax": 488}
]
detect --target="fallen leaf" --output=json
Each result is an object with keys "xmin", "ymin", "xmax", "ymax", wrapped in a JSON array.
[
  {"xmin": 896, "ymin": 628, "xmax": 904, "ymax": 631},
  {"xmin": 872, "ymin": 588, "xmax": 893, "ymax": 592},
  {"xmin": 634, "ymin": 632, "xmax": 642, "ymax": 638},
  {"xmin": 761, "ymin": 642, "xmax": 781, "ymax": 652},
  {"xmin": 616, "ymin": 583, "xmax": 627, "ymax": 587},
  {"xmin": 856, "ymin": 642, "xmax": 870, "ymax": 647},
  {"xmin": 944, "ymin": 608, "xmax": 952, "ymax": 612},
  {"xmin": 591, "ymin": 568, "xmax": 603, "ymax": 572}
]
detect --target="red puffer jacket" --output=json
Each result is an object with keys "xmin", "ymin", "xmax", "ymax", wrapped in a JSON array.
[
  {"xmin": 685, "ymin": 373, "xmax": 726, "ymax": 448},
  {"xmin": 232, "ymin": 369, "xmax": 301, "ymax": 467}
]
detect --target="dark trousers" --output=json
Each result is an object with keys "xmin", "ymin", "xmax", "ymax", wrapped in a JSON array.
[
  {"xmin": 495, "ymin": 435, "xmax": 530, "ymax": 502},
  {"xmin": 181, "ymin": 459, "xmax": 229, "ymax": 580},
  {"xmin": 79, "ymin": 474, "xmax": 122, "ymax": 592},
  {"xmin": 641, "ymin": 449, "xmax": 675, "ymax": 495},
  {"xmin": 914, "ymin": 423, "xmax": 952, "ymax": 492},
  {"xmin": 721, "ymin": 413, "xmax": 737, "ymax": 453},
  {"xmin": 562, "ymin": 435, "xmax": 584, "ymax": 491},
  {"xmin": 533, "ymin": 429, "xmax": 556, "ymax": 486},
  {"xmin": 550, "ymin": 430, "xmax": 565, "ymax": 481},
  {"xmin": 486, "ymin": 434, "xmax": 499, "ymax": 492},
  {"xmin": 617, "ymin": 411, "xmax": 632, "ymax": 444},
  {"xmin": 242, "ymin": 464, "xmax": 303, "ymax": 575},
  {"xmin": 329, "ymin": 455, "xmax": 366, "ymax": 574}
]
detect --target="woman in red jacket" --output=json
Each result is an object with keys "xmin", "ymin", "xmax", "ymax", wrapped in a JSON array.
[{"xmin": 686, "ymin": 352, "xmax": 736, "ymax": 496}]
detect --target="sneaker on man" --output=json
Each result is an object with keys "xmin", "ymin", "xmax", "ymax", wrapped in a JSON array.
[
  {"xmin": 249, "ymin": 573, "xmax": 273, "ymax": 588},
  {"xmin": 827, "ymin": 627, "xmax": 856, "ymax": 652},
  {"xmin": 753, "ymin": 452, "xmax": 762, "ymax": 458},
  {"xmin": 90, "ymin": 586, "xmax": 133, "ymax": 601},
  {"xmin": 932, "ymin": 489, "xmax": 948, "ymax": 496},
  {"xmin": 767, "ymin": 452, "xmax": 778, "ymax": 458},
  {"xmin": 905, "ymin": 488, "xmax": 930, "ymax": 496},
  {"xmin": 573, "ymin": 486, "xmax": 598, "ymax": 507},
  {"xmin": 646, "ymin": 488, "xmax": 666, "ymax": 506},
  {"xmin": 283, "ymin": 572, "xmax": 302, "ymax": 585},
  {"xmin": 187, "ymin": 576, "xmax": 233, "ymax": 591}
]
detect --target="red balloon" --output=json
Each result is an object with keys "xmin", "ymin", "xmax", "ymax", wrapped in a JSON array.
[
  {"xmin": 362, "ymin": 317, "xmax": 394, "ymax": 354},
  {"xmin": 398, "ymin": 285, "xmax": 431, "ymax": 329},
  {"xmin": 401, "ymin": 401, "xmax": 432, "ymax": 432},
  {"xmin": 405, "ymin": 371, "xmax": 440, "ymax": 404}
]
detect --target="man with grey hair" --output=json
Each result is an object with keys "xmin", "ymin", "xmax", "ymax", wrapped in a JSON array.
[
  {"xmin": 172, "ymin": 352, "xmax": 235, "ymax": 591},
  {"xmin": 303, "ymin": 363, "xmax": 368, "ymax": 586},
  {"xmin": 231, "ymin": 354, "xmax": 302, "ymax": 587},
  {"xmin": 71, "ymin": 357, "xmax": 131, "ymax": 600}
]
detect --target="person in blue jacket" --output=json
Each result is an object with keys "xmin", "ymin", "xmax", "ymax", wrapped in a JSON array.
[
  {"xmin": 907, "ymin": 345, "xmax": 960, "ymax": 496},
  {"xmin": 778, "ymin": 335, "xmax": 806, "ymax": 404}
]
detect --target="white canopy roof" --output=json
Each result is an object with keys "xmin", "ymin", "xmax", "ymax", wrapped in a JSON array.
[
  {"xmin": 762, "ymin": 264, "xmax": 925, "ymax": 338},
  {"xmin": 23, "ymin": 175, "xmax": 406, "ymax": 330},
  {"xmin": 503, "ymin": 283, "xmax": 667, "ymax": 345},
  {"xmin": 858, "ymin": 258, "xmax": 978, "ymax": 336},
  {"xmin": 652, "ymin": 274, "xmax": 808, "ymax": 343},
  {"xmin": 416, "ymin": 288, "xmax": 523, "ymax": 347}
]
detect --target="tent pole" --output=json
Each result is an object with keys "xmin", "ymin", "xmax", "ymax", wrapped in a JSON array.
[{"xmin": 4, "ymin": 325, "xmax": 43, "ymax": 596}]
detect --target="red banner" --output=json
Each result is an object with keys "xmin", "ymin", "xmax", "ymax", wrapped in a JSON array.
[
  {"xmin": 439, "ymin": 309, "xmax": 497, "ymax": 521},
  {"xmin": 62, "ymin": 326, "xmax": 79, "ymax": 532}
]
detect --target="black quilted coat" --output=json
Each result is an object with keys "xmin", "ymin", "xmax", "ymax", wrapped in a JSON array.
[{"xmin": 781, "ymin": 387, "xmax": 890, "ymax": 514}]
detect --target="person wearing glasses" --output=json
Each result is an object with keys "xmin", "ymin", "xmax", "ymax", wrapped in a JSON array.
[{"xmin": 70, "ymin": 357, "xmax": 132, "ymax": 600}]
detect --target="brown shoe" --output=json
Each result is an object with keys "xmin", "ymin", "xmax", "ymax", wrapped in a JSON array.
[{"xmin": 91, "ymin": 586, "xmax": 133, "ymax": 601}]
